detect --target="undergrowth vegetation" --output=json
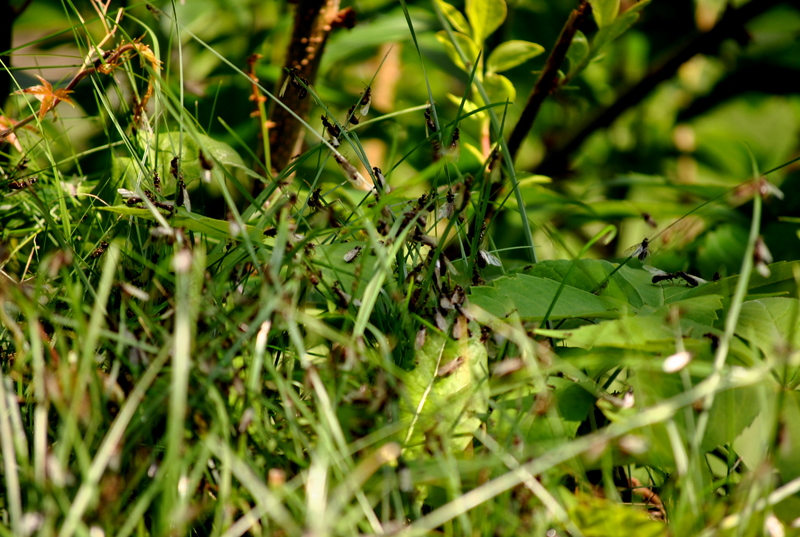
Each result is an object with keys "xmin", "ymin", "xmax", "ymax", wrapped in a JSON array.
[{"xmin": 2, "ymin": 0, "xmax": 800, "ymax": 535}]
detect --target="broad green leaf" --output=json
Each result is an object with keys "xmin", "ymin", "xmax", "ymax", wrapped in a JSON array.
[
  {"xmin": 314, "ymin": 242, "xmax": 380, "ymax": 301},
  {"xmin": 469, "ymin": 273, "xmax": 622, "ymax": 321},
  {"xmin": 99, "ymin": 206, "xmax": 260, "ymax": 241},
  {"xmin": 592, "ymin": 0, "xmax": 650, "ymax": 54},
  {"xmin": 155, "ymin": 132, "xmax": 248, "ymax": 196},
  {"xmin": 490, "ymin": 378, "xmax": 593, "ymax": 454},
  {"xmin": 568, "ymin": 492, "xmax": 668, "ymax": 537},
  {"xmin": 486, "ymin": 40, "xmax": 545, "ymax": 73},
  {"xmin": 687, "ymin": 261, "xmax": 800, "ymax": 300},
  {"xmin": 565, "ymin": 30, "xmax": 590, "ymax": 75},
  {"xmin": 588, "ymin": 0, "xmax": 619, "ymax": 28},
  {"xmin": 695, "ymin": 224, "xmax": 748, "ymax": 277},
  {"xmin": 435, "ymin": 31, "xmax": 481, "ymax": 72},
  {"xmin": 434, "ymin": 0, "xmax": 471, "ymax": 35},
  {"xmin": 122, "ymin": 131, "xmax": 248, "ymax": 196},
  {"xmin": 111, "ymin": 156, "xmax": 141, "ymax": 188},
  {"xmin": 465, "ymin": 0, "xmax": 507, "ymax": 43},
  {"xmin": 735, "ymin": 298, "xmax": 800, "ymax": 359},
  {"xmin": 660, "ymin": 294, "xmax": 722, "ymax": 325},
  {"xmin": 538, "ymin": 315, "xmax": 674, "ymax": 351},
  {"xmin": 400, "ymin": 329, "xmax": 489, "ymax": 455},
  {"xmin": 776, "ymin": 392, "xmax": 800, "ymax": 481},
  {"xmin": 482, "ymin": 72, "xmax": 516, "ymax": 105},
  {"xmin": 520, "ymin": 259, "xmax": 664, "ymax": 311},
  {"xmin": 702, "ymin": 383, "xmax": 771, "ymax": 452}
]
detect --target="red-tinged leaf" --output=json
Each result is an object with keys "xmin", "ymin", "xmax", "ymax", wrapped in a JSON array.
[{"xmin": 15, "ymin": 75, "xmax": 74, "ymax": 120}]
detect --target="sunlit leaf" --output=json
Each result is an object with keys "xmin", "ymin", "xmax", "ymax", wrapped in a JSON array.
[
  {"xmin": 400, "ymin": 328, "xmax": 489, "ymax": 455},
  {"xmin": 592, "ymin": 1, "xmax": 650, "ymax": 54},
  {"xmin": 482, "ymin": 72, "xmax": 516, "ymax": 105},
  {"xmin": 486, "ymin": 40, "xmax": 545, "ymax": 73},
  {"xmin": 469, "ymin": 273, "xmax": 622, "ymax": 321},
  {"xmin": 15, "ymin": 75, "xmax": 75, "ymax": 120},
  {"xmin": 465, "ymin": 0, "xmax": 507, "ymax": 43},
  {"xmin": 588, "ymin": 0, "xmax": 620, "ymax": 28},
  {"xmin": 436, "ymin": 31, "xmax": 481, "ymax": 72},
  {"xmin": 565, "ymin": 30, "xmax": 590, "ymax": 75},
  {"xmin": 434, "ymin": 0, "xmax": 471, "ymax": 34}
]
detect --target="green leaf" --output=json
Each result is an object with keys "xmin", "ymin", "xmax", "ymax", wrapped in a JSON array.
[
  {"xmin": 565, "ymin": 30, "xmax": 590, "ymax": 75},
  {"xmin": 482, "ymin": 72, "xmax": 516, "ymax": 105},
  {"xmin": 99, "ymin": 206, "xmax": 260, "ymax": 241},
  {"xmin": 592, "ymin": 1, "xmax": 649, "ymax": 53},
  {"xmin": 702, "ymin": 383, "xmax": 770, "ymax": 453},
  {"xmin": 588, "ymin": 0, "xmax": 620, "ymax": 28},
  {"xmin": 158, "ymin": 132, "xmax": 247, "ymax": 195},
  {"xmin": 521, "ymin": 259, "xmax": 664, "ymax": 311},
  {"xmin": 735, "ymin": 298, "xmax": 800, "ymax": 359},
  {"xmin": 569, "ymin": 492, "xmax": 668, "ymax": 536},
  {"xmin": 111, "ymin": 156, "xmax": 141, "ymax": 188},
  {"xmin": 435, "ymin": 31, "xmax": 481, "ymax": 72},
  {"xmin": 465, "ymin": 0, "xmax": 507, "ymax": 43},
  {"xmin": 538, "ymin": 315, "xmax": 674, "ymax": 351},
  {"xmin": 314, "ymin": 242, "xmax": 380, "ymax": 301},
  {"xmin": 124, "ymin": 131, "xmax": 248, "ymax": 196},
  {"xmin": 776, "ymin": 392, "xmax": 800, "ymax": 481},
  {"xmin": 445, "ymin": 93, "xmax": 487, "ymax": 122},
  {"xmin": 469, "ymin": 273, "xmax": 622, "ymax": 321},
  {"xmin": 399, "ymin": 329, "xmax": 489, "ymax": 455},
  {"xmin": 434, "ymin": 0, "xmax": 471, "ymax": 35},
  {"xmin": 486, "ymin": 40, "xmax": 544, "ymax": 73}
]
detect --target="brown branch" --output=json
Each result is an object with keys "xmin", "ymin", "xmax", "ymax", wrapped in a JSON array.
[
  {"xmin": 268, "ymin": 0, "xmax": 342, "ymax": 174},
  {"xmin": 0, "ymin": 43, "xmax": 141, "ymax": 143},
  {"xmin": 506, "ymin": 0, "xmax": 592, "ymax": 163},
  {"xmin": 535, "ymin": 0, "xmax": 787, "ymax": 177}
]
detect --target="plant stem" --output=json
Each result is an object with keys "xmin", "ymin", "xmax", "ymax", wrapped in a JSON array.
[
  {"xmin": 506, "ymin": 0, "xmax": 591, "ymax": 163},
  {"xmin": 537, "ymin": 0, "xmax": 785, "ymax": 176},
  {"xmin": 267, "ymin": 0, "xmax": 341, "ymax": 173}
]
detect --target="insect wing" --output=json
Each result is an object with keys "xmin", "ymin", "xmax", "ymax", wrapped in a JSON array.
[
  {"xmin": 479, "ymin": 250, "xmax": 502, "ymax": 267},
  {"xmin": 343, "ymin": 246, "xmax": 363, "ymax": 263}
]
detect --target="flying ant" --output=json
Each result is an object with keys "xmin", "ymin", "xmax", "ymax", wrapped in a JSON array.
[
  {"xmin": 450, "ymin": 127, "xmax": 459, "ymax": 149},
  {"xmin": 754, "ymin": 237, "xmax": 773, "ymax": 278},
  {"xmin": 372, "ymin": 167, "xmax": 387, "ymax": 192},
  {"xmin": 438, "ymin": 189, "xmax": 455, "ymax": 219},
  {"xmin": 170, "ymin": 156, "xmax": 181, "ymax": 179},
  {"xmin": 321, "ymin": 115, "xmax": 341, "ymax": 147},
  {"xmin": 359, "ymin": 86, "xmax": 371, "ymax": 116},
  {"xmin": 424, "ymin": 105, "xmax": 436, "ymax": 133},
  {"xmin": 8, "ymin": 176, "xmax": 37, "ymax": 190},
  {"xmin": 476, "ymin": 250, "xmax": 502, "ymax": 268},
  {"xmin": 642, "ymin": 212, "xmax": 657, "ymax": 228},
  {"xmin": 176, "ymin": 177, "xmax": 190, "ymax": 212},
  {"xmin": 676, "ymin": 271, "xmax": 701, "ymax": 287},
  {"xmin": 90, "ymin": 241, "xmax": 109, "ymax": 259},
  {"xmin": 308, "ymin": 188, "xmax": 323, "ymax": 210},
  {"xmin": 279, "ymin": 67, "xmax": 310, "ymax": 100},
  {"xmin": 651, "ymin": 271, "xmax": 679, "ymax": 284},
  {"xmin": 626, "ymin": 238, "xmax": 650, "ymax": 261},
  {"xmin": 346, "ymin": 105, "xmax": 360, "ymax": 125},
  {"xmin": 333, "ymin": 153, "xmax": 371, "ymax": 191},
  {"xmin": 649, "ymin": 268, "xmax": 704, "ymax": 287},
  {"xmin": 343, "ymin": 245, "xmax": 363, "ymax": 263}
]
